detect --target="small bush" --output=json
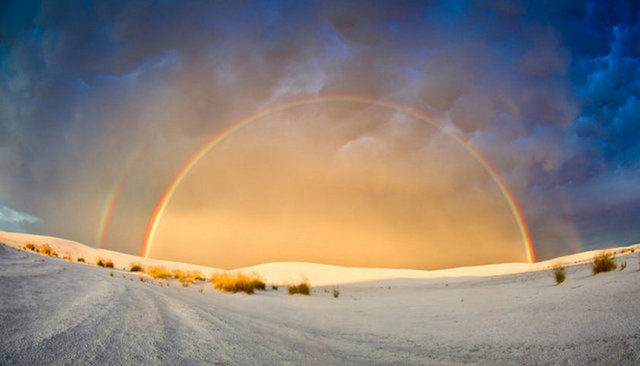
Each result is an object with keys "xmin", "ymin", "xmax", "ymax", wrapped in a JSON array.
[
  {"xmin": 333, "ymin": 287, "xmax": 340, "ymax": 298},
  {"xmin": 109, "ymin": 271, "xmax": 114, "ymax": 277},
  {"xmin": 631, "ymin": 247, "xmax": 635, "ymax": 253},
  {"xmin": 130, "ymin": 265, "xmax": 143, "ymax": 272},
  {"xmin": 25, "ymin": 243, "xmax": 36, "ymax": 251},
  {"xmin": 77, "ymin": 257, "xmax": 85, "ymax": 263},
  {"xmin": 96, "ymin": 259, "xmax": 105, "ymax": 267},
  {"xmin": 40, "ymin": 245, "xmax": 52, "ymax": 256},
  {"xmin": 592, "ymin": 251, "xmax": 617, "ymax": 274},
  {"xmin": 50, "ymin": 251, "xmax": 58, "ymax": 257},
  {"xmin": 104, "ymin": 260, "xmax": 114, "ymax": 268},
  {"xmin": 271, "ymin": 285, "xmax": 278, "ymax": 290},
  {"xmin": 145, "ymin": 267, "xmax": 170, "ymax": 279},
  {"xmin": 210, "ymin": 273, "xmax": 266, "ymax": 294},
  {"xmin": 620, "ymin": 261, "xmax": 627, "ymax": 271},
  {"xmin": 63, "ymin": 255, "xmax": 71, "ymax": 261},
  {"xmin": 553, "ymin": 266, "xmax": 566, "ymax": 284},
  {"xmin": 288, "ymin": 282, "xmax": 311, "ymax": 295}
]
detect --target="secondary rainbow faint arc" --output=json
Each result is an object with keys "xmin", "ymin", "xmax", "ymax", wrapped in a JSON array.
[{"xmin": 142, "ymin": 96, "xmax": 536, "ymax": 263}]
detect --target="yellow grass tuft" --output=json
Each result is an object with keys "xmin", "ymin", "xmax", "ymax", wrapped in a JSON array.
[
  {"xmin": 288, "ymin": 282, "xmax": 311, "ymax": 295},
  {"xmin": 24, "ymin": 243, "xmax": 36, "ymax": 251},
  {"xmin": 145, "ymin": 267, "xmax": 170, "ymax": 279},
  {"xmin": 130, "ymin": 264, "xmax": 143, "ymax": 272},
  {"xmin": 592, "ymin": 251, "xmax": 617, "ymax": 274},
  {"xmin": 39, "ymin": 244, "xmax": 52, "ymax": 256},
  {"xmin": 210, "ymin": 272, "xmax": 266, "ymax": 294}
]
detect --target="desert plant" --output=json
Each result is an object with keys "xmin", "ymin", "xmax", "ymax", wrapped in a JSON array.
[
  {"xmin": 50, "ymin": 251, "xmax": 58, "ymax": 257},
  {"xmin": 333, "ymin": 287, "xmax": 340, "ymax": 298},
  {"xmin": 40, "ymin": 245, "xmax": 52, "ymax": 256},
  {"xmin": 130, "ymin": 265, "xmax": 143, "ymax": 272},
  {"xmin": 620, "ymin": 260, "xmax": 627, "ymax": 271},
  {"xmin": 210, "ymin": 273, "xmax": 266, "ymax": 294},
  {"xmin": 553, "ymin": 266, "xmax": 566, "ymax": 284},
  {"xmin": 272, "ymin": 285, "xmax": 278, "ymax": 290},
  {"xmin": 592, "ymin": 251, "xmax": 617, "ymax": 274},
  {"xmin": 109, "ymin": 271, "xmax": 114, "ymax": 277},
  {"xmin": 145, "ymin": 267, "xmax": 170, "ymax": 280},
  {"xmin": 631, "ymin": 247, "xmax": 636, "ymax": 253},
  {"xmin": 96, "ymin": 259, "xmax": 105, "ymax": 267},
  {"xmin": 25, "ymin": 243, "xmax": 36, "ymax": 251},
  {"xmin": 77, "ymin": 257, "xmax": 85, "ymax": 263},
  {"xmin": 104, "ymin": 260, "xmax": 114, "ymax": 268},
  {"xmin": 288, "ymin": 282, "xmax": 311, "ymax": 295}
]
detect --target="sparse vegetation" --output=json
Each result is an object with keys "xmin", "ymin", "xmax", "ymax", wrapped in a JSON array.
[
  {"xmin": 592, "ymin": 251, "xmax": 617, "ymax": 274},
  {"xmin": 50, "ymin": 251, "xmax": 58, "ymax": 257},
  {"xmin": 288, "ymin": 282, "xmax": 311, "ymax": 295},
  {"xmin": 272, "ymin": 285, "xmax": 278, "ymax": 290},
  {"xmin": 620, "ymin": 260, "xmax": 627, "ymax": 271},
  {"xmin": 333, "ymin": 287, "xmax": 340, "ymax": 298},
  {"xmin": 130, "ymin": 264, "xmax": 143, "ymax": 272},
  {"xmin": 77, "ymin": 257, "xmax": 85, "ymax": 263},
  {"xmin": 96, "ymin": 259, "xmax": 105, "ymax": 267},
  {"xmin": 63, "ymin": 255, "xmax": 71, "ymax": 261},
  {"xmin": 40, "ymin": 245, "xmax": 52, "ymax": 256},
  {"xmin": 631, "ymin": 247, "xmax": 635, "ymax": 253},
  {"xmin": 145, "ymin": 267, "xmax": 170, "ymax": 280},
  {"xmin": 25, "ymin": 243, "xmax": 36, "ymax": 251},
  {"xmin": 104, "ymin": 260, "xmax": 114, "ymax": 268},
  {"xmin": 109, "ymin": 271, "xmax": 114, "ymax": 277},
  {"xmin": 553, "ymin": 266, "xmax": 566, "ymax": 284},
  {"xmin": 210, "ymin": 273, "xmax": 266, "ymax": 294}
]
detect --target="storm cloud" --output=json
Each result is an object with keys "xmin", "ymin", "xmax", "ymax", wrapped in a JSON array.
[{"xmin": 0, "ymin": 0, "xmax": 638, "ymax": 265}]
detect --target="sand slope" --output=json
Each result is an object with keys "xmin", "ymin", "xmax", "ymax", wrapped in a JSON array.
[{"xmin": 1, "ymin": 231, "xmax": 639, "ymax": 364}]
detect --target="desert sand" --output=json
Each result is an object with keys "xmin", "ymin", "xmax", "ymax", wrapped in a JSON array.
[{"xmin": 1, "ymin": 230, "xmax": 639, "ymax": 365}]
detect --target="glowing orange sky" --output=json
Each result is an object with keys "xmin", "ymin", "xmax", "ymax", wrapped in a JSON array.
[{"xmin": 149, "ymin": 103, "xmax": 526, "ymax": 270}]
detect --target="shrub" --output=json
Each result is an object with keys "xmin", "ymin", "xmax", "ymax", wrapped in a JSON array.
[
  {"xmin": 620, "ymin": 260, "xmax": 627, "ymax": 271},
  {"xmin": 272, "ymin": 285, "xmax": 278, "ymax": 290},
  {"xmin": 40, "ymin": 245, "xmax": 52, "ymax": 256},
  {"xmin": 109, "ymin": 271, "xmax": 114, "ymax": 277},
  {"xmin": 51, "ymin": 251, "xmax": 58, "ymax": 257},
  {"xmin": 25, "ymin": 243, "xmax": 36, "ymax": 251},
  {"xmin": 145, "ymin": 267, "xmax": 170, "ymax": 279},
  {"xmin": 288, "ymin": 282, "xmax": 311, "ymax": 295},
  {"xmin": 77, "ymin": 257, "xmax": 85, "ymax": 263},
  {"xmin": 592, "ymin": 251, "xmax": 617, "ymax": 274},
  {"xmin": 553, "ymin": 266, "xmax": 566, "ymax": 284},
  {"xmin": 210, "ymin": 273, "xmax": 266, "ymax": 294},
  {"xmin": 333, "ymin": 287, "xmax": 340, "ymax": 298},
  {"xmin": 104, "ymin": 260, "xmax": 114, "ymax": 268},
  {"xmin": 631, "ymin": 247, "xmax": 635, "ymax": 253},
  {"xmin": 96, "ymin": 259, "xmax": 105, "ymax": 267},
  {"xmin": 63, "ymin": 255, "xmax": 71, "ymax": 261},
  {"xmin": 130, "ymin": 265, "xmax": 143, "ymax": 272}
]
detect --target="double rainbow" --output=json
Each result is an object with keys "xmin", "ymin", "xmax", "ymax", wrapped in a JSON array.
[{"xmin": 138, "ymin": 96, "xmax": 536, "ymax": 263}]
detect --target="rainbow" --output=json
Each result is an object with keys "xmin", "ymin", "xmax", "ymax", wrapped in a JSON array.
[
  {"xmin": 96, "ymin": 144, "xmax": 145, "ymax": 249},
  {"xmin": 141, "ymin": 96, "xmax": 536, "ymax": 263}
]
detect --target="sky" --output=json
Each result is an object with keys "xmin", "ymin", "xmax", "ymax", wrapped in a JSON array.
[{"xmin": 0, "ymin": 0, "xmax": 638, "ymax": 269}]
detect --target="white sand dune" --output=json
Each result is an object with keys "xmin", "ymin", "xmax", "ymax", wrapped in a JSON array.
[
  {"xmin": 1, "ymin": 230, "xmax": 636, "ymax": 286},
  {"xmin": 1, "ymin": 230, "xmax": 639, "ymax": 364}
]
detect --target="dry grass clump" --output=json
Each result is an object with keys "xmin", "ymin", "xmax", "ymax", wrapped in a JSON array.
[
  {"xmin": 620, "ymin": 260, "xmax": 627, "ymax": 271},
  {"xmin": 210, "ymin": 273, "xmax": 266, "ymax": 294},
  {"xmin": 333, "ymin": 287, "xmax": 340, "ymax": 298},
  {"xmin": 40, "ymin": 244, "xmax": 52, "ymax": 256},
  {"xmin": 171, "ymin": 269, "xmax": 206, "ymax": 286},
  {"xmin": 24, "ymin": 243, "xmax": 36, "ymax": 251},
  {"xmin": 77, "ymin": 257, "xmax": 85, "ymax": 263},
  {"xmin": 145, "ymin": 267, "xmax": 170, "ymax": 279},
  {"xmin": 130, "ymin": 264, "xmax": 143, "ymax": 272},
  {"xmin": 592, "ymin": 251, "xmax": 617, "ymax": 274},
  {"xmin": 288, "ymin": 282, "xmax": 311, "ymax": 295},
  {"xmin": 552, "ymin": 266, "xmax": 566, "ymax": 284},
  {"xmin": 104, "ymin": 260, "xmax": 114, "ymax": 268}
]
